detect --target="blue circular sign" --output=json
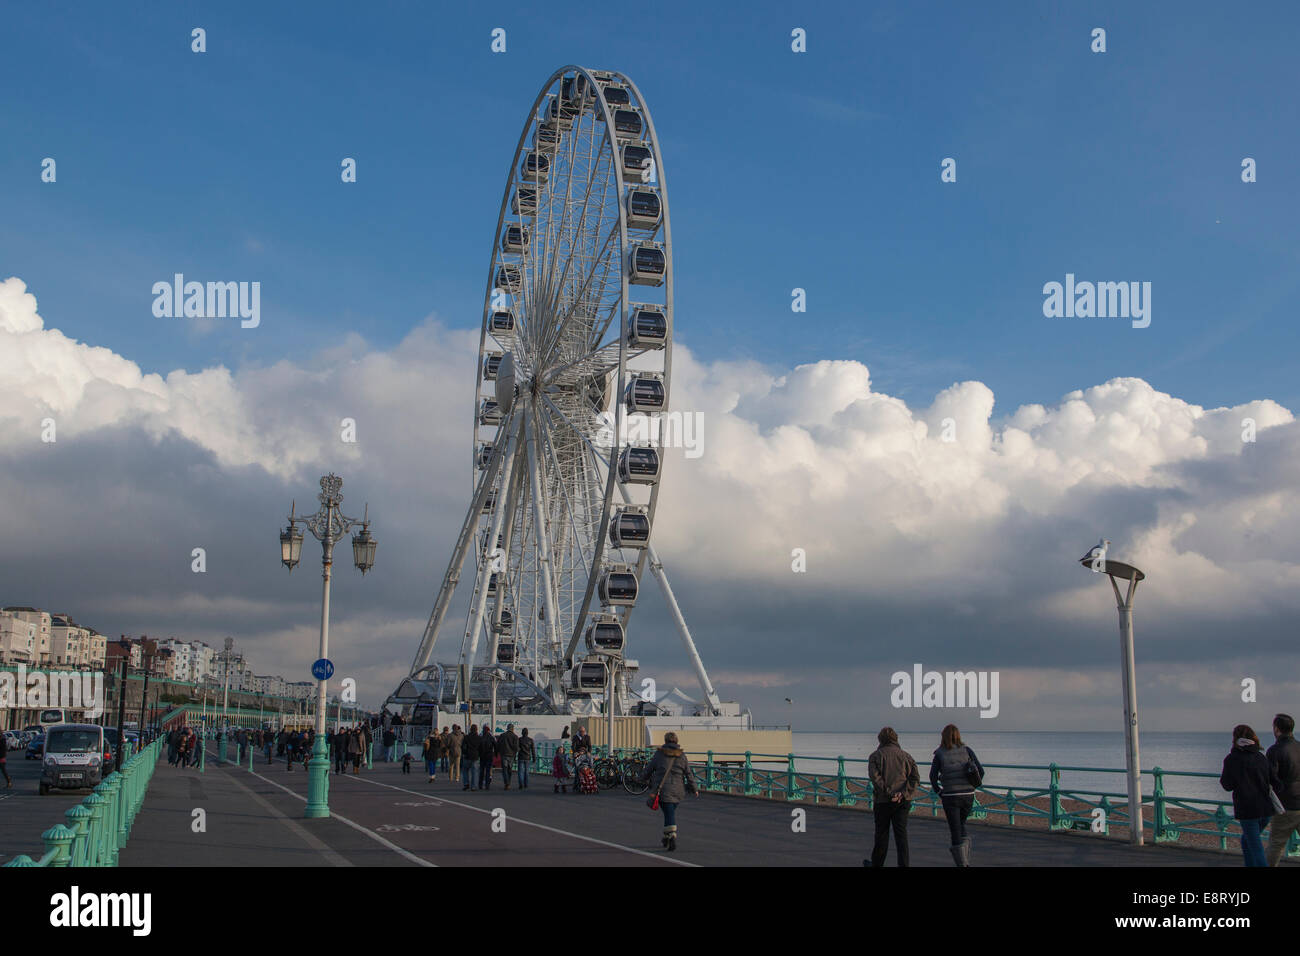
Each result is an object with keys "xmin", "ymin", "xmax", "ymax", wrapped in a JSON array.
[{"xmin": 311, "ymin": 658, "xmax": 335, "ymax": 681}]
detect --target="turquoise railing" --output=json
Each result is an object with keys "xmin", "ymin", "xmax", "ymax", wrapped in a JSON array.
[
  {"xmin": 4, "ymin": 737, "xmax": 163, "ymax": 867},
  {"xmin": 512, "ymin": 742, "xmax": 1297, "ymax": 858}
]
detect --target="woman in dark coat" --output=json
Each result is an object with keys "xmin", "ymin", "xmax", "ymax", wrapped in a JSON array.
[
  {"xmin": 643, "ymin": 732, "xmax": 698, "ymax": 852},
  {"xmin": 1220, "ymin": 724, "xmax": 1281, "ymax": 867}
]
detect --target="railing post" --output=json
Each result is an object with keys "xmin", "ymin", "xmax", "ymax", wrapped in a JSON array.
[
  {"xmin": 1151, "ymin": 767, "xmax": 1172, "ymax": 842},
  {"xmin": 99, "ymin": 773, "xmax": 122, "ymax": 865},
  {"xmin": 1214, "ymin": 805, "xmax": 1231, "ymax": 850},
  {"xmin": 64, "ymin": 805, "xmax": 93, "ymax": 868},
  {"xmin": 1097, "ymin": 795, "xmax": 1112, "ymax": 835},
  {"xmin": 836, "ymin": 756, "xmax": 847, "ymax": 806},
  {"xmin": 744, "ymin": 751, "xmax": 753, "ymax": 795},
  {"xmin": 1048, "ymin": 763, "xmax": 1063, "ymax": 830},
  {"xmin": 1006, "ymin": 790, "xmax": 1016, "ymax": 827},
  {"xmin": 786, "ymin": 752, "xmax": 796, "ymax": 800},
  {"xmin": 705, "ymin": 751, "xmax": 714, "ymax": 790},
  {"xmin": 42, "ymin": 824, "xmax": 77, "ymax": 867},
  {"xmin": 84, "ymin": 791, "xmax": 107, "ymax": 866}
]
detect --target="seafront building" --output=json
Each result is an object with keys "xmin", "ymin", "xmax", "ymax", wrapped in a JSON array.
[{"xmin": 1, "ymin": 604, "xmax": 309, "ymax": 730}]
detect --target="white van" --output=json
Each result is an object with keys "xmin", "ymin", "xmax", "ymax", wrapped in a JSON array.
[{"xmin": 39, "ymin": 723, "xmax": 106, "ymax": 795}]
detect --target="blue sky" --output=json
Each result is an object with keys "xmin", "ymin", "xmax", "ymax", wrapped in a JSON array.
[
  {"xmin": 3, "ymin": 0, "xmax": 1297, "ymax": 416},
  {"xmin": 4, "ymin": 3, "xmax": 1300, "ymax": 728}
]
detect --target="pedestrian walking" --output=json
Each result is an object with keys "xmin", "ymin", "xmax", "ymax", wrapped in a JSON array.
[
  {"xmin": 440, "ymin": 726, "xmax": 452, "ymax": 772},
  {"xmin": 402, "ymin": 752, "xmax": 413, "ymax": 774},
  {"xmin": 479, "ymin": 726, "xmax": 497, "ymax": 790},
  {"xmin": 383, "ymin": 727, "xmax": 397, "ymax": 762},
  {"xmin": 552, "ymin": 742, "xmax": 571, "ymax": 793},
  {"xmin": 1220, "ymin": 724, "xmax": 1281, "ymax": 867},
  {"xmin": 1266, "ymin": 713, "xmax": 1300, "ymax": 866},
  {"xmin": 448, "ymin": 725, "xmax": 463, "ymax": 783},
  {"xmin": 517, "ymin": 728, "xmax": 534, "ymax": 789},
  {"xmin": 264, "ymin": 732, "xmax": 273, "ymax": 765},
  {"xmin": 866, "ymin": 727, "xmax": 919, "ymax": 867},
  {"xmin": 499, "ymin": 724, "xmax": 520, "ymax": 790},
  {"xmin": 0, "ymin": 731, "xmax": 12, "ymax": 789},
  {"xmin": 422, "ymin": 730, "xmax": 441, "ymax": 782},
  {"xmin": 349, "ymin": 727, "xmax": 363, "ymax": 774},
  {"xmin": 167, "ymin": 727, "xmax": 179, "ymax": 766},
  {"xmin": 929, "ymin": 724, "xmax": 984, "ymax": 867},
  {"xmin": 642, "ymin": 732, "xmax": 698, "ymax": 852},
  {"xmin": 462, "ymin": 725, "xmax": 481, "ymax": 790}
]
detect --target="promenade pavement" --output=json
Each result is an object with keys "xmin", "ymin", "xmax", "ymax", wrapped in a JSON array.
[{"xmin": 116, "ymin": 748, "xmax": 1275, "ymax": 867}]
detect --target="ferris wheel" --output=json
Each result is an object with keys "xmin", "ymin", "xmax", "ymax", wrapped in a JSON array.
[{"xmin": 403, "ymin": 66, "xmax": 721, "ymax": 717}]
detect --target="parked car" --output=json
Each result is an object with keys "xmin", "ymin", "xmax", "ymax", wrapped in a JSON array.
[{"xmin": 26, "ymin": 734, "xmax": 45, "ymax": 759}]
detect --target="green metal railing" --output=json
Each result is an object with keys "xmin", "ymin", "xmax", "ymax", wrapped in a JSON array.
[
  {"xmin": 4, "ymin": 737, "xmax": 163, "ymax": 867},
  {"xmin": 514, "ymin": 743, "xmax": 1298, "ymax": 857}
]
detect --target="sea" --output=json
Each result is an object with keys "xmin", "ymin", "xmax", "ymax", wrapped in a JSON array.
[{"xmin": 788, "ymin": 731, "xmax": 1241, "ymax": 803}]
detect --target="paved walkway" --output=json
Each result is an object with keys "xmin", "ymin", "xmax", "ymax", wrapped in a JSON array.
[{"xmin": 118, "ymin": 753, "xmax": 1275, "ymax": 867}]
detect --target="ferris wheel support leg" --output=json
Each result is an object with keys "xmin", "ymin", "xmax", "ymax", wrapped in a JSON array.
[
  {"xmin": 409, "ymin": 422, "xmax": 515, "ymax": 675},
  {"xmin": 646, "ymin": 544, "xmax": 723, "ymax": 717},
  {"xmin": 462, "ymin": 419, "xmax": 524, "ymax": 684},
  {"xmin": 523, "ymin": 404, "xmax": 564, "ymax": 697}
]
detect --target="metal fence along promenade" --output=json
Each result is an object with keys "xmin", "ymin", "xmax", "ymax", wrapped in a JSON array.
[
  {"xmin": 378, "ymin": 738, "xmax": 1300, "ymax": 858},
  {"xmin": 3, "ymin": 737, "xmax": 163, "ymax": 868}
]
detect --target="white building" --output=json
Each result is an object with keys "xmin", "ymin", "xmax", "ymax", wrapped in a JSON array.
[
  {"xmin": 0, "ymin": 610, "xmax": 38, "ymax": 665},
  {"xmin": 2, "ymin": 607, "xmax": 51, "ymax": 665}
]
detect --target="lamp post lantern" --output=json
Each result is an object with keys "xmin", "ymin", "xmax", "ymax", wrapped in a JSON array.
[
  {"xmin": 1079, "ymin": 540, "xmax": 1146, "ymax": 846},
  {"xmin": 280, "ymin": 472, "xmax": 376, "ymax": 818}
]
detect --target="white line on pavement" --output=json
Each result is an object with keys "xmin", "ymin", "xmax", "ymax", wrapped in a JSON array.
[
  {"xmin": 337, "ymin": 773, "xmax": 699, "ymax": 867},
  {"xmin": 243, "ymin": 768, "xmax": 436, "ymax": 868}
]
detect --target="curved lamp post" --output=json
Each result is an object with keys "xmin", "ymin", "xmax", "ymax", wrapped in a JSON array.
[
  {"xmin": 281, "ymin": 473, "xmax": 376, "ymax": 819},
  {"xmin": 1079, "ymin": 540, "xmax": 1146, "ymax": 846}
]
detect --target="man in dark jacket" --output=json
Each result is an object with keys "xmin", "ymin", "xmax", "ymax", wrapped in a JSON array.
[
  {"xmin": 462, "ymin": 726, "xmax": 480, "ymax": 790},
  {"xmin": 498, "ymin": 724, "xmax": 520, "ymax": 790},
  {"xmin": 1266, "ymin": 713, "xmax": 1300, "ymax": 866},
  {"xmin": 382, "ymin": 727, "xmax": 396, "ymax": 762},
  {"xmin": 866, "ymin": 727, "xmax": 919, "ymax": 867},
  {"xmin": 517, "ymin": 728, "xmax": 535, "ymax": 789},
  {"xmin": 478, "ymin": 728, "xmax": 497, "ymax": 790}
]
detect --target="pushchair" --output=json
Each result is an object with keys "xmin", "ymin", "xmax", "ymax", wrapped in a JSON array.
[{"xmin": 573, "ymin": 750, "xmax": 599, "ymax": 795}]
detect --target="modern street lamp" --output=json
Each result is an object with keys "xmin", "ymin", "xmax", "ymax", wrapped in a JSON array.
[
  {"xmin": 280, "ymin": 472, "xmax": 376, "ymax": 818},
  {"xmin": 1079, "ymin": 540, "xmax": 1146, "ymax": 846}
]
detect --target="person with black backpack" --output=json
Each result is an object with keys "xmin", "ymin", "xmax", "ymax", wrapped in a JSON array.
[{"xmin": 929, "ymin": 724, "xmax": 985, "ymax": 867}]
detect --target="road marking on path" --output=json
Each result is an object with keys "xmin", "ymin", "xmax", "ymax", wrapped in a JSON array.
[
  {"xmin": 341, "ymin": 774, "xmax": 699, "ymax": 867},
  {"xmin": 242, "ymin": 768, "xmax": 436, "ymax": 867},
  {"xmin": 222, "ymin": 767, "xmax": 353, "ymax": 867}
]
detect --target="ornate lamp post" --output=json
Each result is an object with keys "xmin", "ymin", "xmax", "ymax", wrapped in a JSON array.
[{"xmin": 281, "ymin": 472, "xmax": 376, "ymax": 818}]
